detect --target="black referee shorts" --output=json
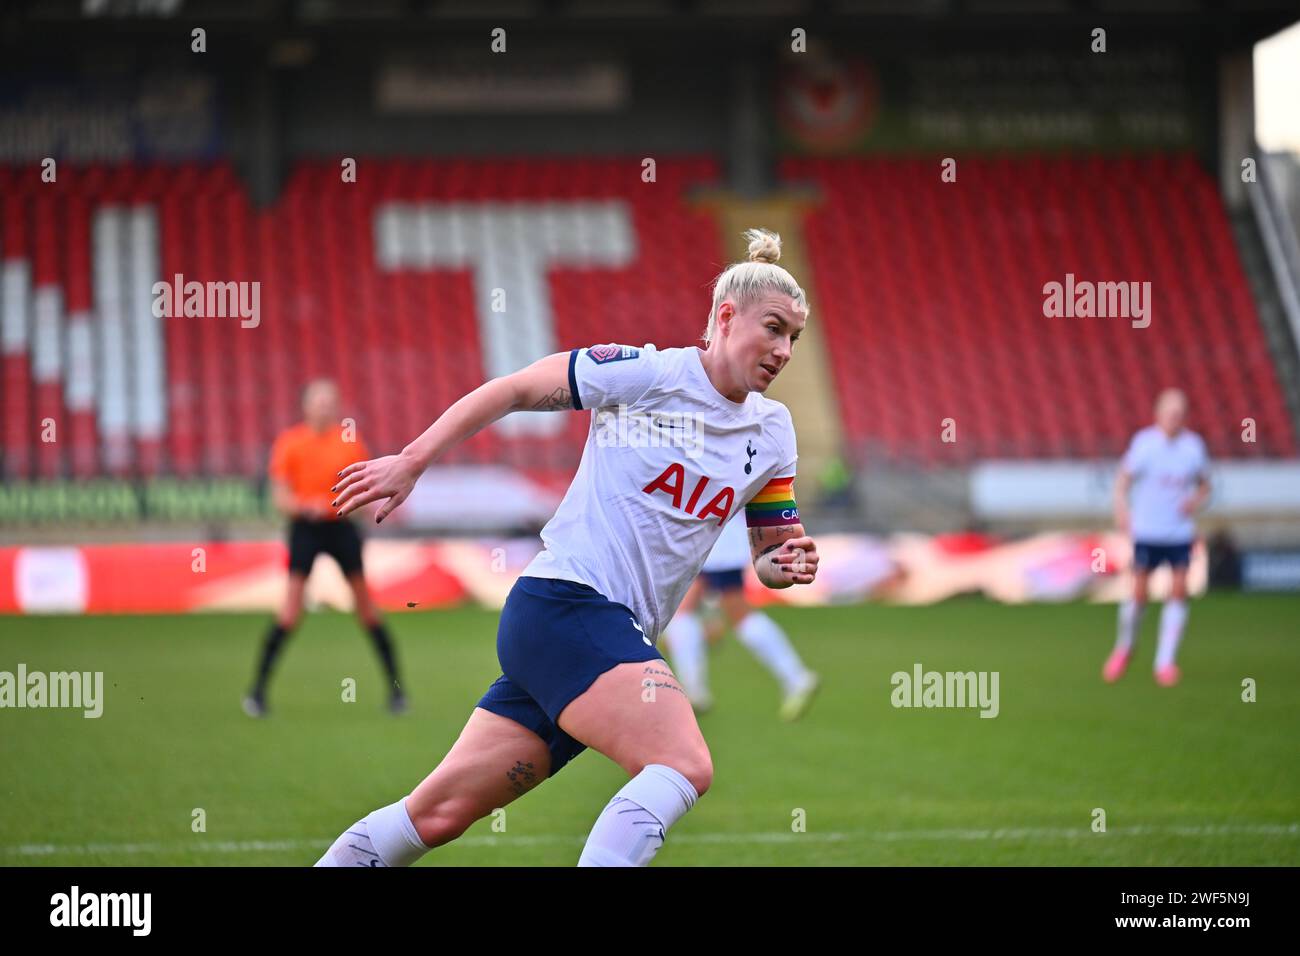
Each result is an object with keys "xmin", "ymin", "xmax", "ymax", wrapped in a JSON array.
[{"xmin": 287, "ymin": 518, "xmax": 365, "ymax": 576}]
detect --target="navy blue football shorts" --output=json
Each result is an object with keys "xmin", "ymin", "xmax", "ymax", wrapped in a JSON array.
[
  {"xmin": 1132, "ymin": 541, "xmax": 1192, "ymax": 571},
  {"xmin": 475, "ymin": 576, "xmax": 664, "ymax": 776},
  {"xmin": 700, "ymin": 568, "xmax": 744, "ymax": 592}
]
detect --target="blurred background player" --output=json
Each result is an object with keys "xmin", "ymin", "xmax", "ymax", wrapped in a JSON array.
[
  {"xmin": 1105, "ymin": 388, "xmax": 1211, "ymax": 687},
  {"xmin": 243, "ymin": 380, "xmax": 405, "ymax": 716},
  {"xmin": 664, "ymin": 511, "xmax": 819, "ymax": 719}
]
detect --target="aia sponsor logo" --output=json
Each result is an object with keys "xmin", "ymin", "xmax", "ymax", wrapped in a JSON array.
[{"xmin": 642, "ymin": 463, "xmax": 735, "ymax": 525}]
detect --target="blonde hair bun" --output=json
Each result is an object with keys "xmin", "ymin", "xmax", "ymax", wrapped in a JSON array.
[{"xmin": 744, "ymin": 228, "xmax": 782, "ymax": 265}]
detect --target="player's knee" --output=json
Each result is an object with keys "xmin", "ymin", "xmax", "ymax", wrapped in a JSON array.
[
  {"xmin": 408, "ymin": 799, "xmax": 479, "ymax": 848},
  {"xmin": 277, "ymin": 612, "xmax": 300, "ymax": 631},
  {"xmin": 636, "ymin": 750, "xmax": 712, "ymax": 798},
  {"xmin": 725, "ymin": 596, "xmax": 750, "ymax": 624},
  {"xmin": 676, "ymin": 754, "xmax": 713, "ymax": 797}
]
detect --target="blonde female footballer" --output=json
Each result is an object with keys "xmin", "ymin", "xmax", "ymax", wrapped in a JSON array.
[{"xmin": 316, "ymin": 229, "xmax": 818, "ymax": 867}]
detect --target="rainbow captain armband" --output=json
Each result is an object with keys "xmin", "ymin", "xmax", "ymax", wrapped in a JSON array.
[{"xmin": 745, "ymin": 476, "xmax": 799, "ymax": 527}]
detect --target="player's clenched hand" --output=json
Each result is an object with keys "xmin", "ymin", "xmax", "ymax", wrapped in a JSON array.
[
  {"xmin": 331, "ymin": 452, "xmax": 423, "ymax": 523},
  {"xmin": 767, "ymin": 535, "xmax": 819, "ymax": 585}
]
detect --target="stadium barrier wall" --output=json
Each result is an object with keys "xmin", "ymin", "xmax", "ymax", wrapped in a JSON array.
[{"xmin": 0, "ymin": 531, "xmax": 1209, "ymax": 615}]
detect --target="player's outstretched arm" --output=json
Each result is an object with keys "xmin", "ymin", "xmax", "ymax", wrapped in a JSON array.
[
  {"xmin": 749, "ymin": 523, "xmax": 819, "ymax": 589},
  {"xmin": 331, "ymin": 351, "xmax": 574, "ymax": 521}
]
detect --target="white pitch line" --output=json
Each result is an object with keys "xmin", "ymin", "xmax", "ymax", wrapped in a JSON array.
[{"xmin": 4, "ymin": 823, "xmax": 1297, "ymax": 858}]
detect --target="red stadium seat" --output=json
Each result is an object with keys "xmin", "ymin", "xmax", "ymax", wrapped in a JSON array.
[
  {"xmin": 0, "ymin": 153, "xmax": 1292, "ymax": 484},
  {"xmin": 782, "ymin": 153, "xmax": 1298, "ymax": 463}
]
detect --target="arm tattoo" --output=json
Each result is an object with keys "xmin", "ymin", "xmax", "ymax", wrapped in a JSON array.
[
  {"xmin": 530, "ymin": 387, "xmax": 573, "ymax": 412},
  {"xmin": 753, "ymin": 525, "xmax": 797, "ymax": 558}
]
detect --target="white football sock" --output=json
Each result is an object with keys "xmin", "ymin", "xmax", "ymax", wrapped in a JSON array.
[
  {"xmin": 315, "ymin": 818, "xmax": 383, "ymax": 867},
  {"xmin": 577, "ymin": 764, "xmax": 698, "ymax": 867},
  {"xmin": 1114, "ymin": 599, "xmax": 1145, "ymax": 653},
  {"xmin": 664, "ymin": 612, "xmax": 709, "ymax": 701},
  {"xmin": 314, "ymin": 798, "xmax": 429, "ymax": 867},
  {"xmin": 1156, "ymin": 600, "xmax": 1188, "ymax": 669},
  {"xmin": 736, "ymin": 611, "xmax": 810, "ymax": 693}
]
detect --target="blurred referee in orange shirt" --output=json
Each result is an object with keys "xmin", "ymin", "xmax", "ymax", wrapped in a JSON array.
[{"xmin": 243, "ymin": 380, "xmax": 406, "ymax": 716}]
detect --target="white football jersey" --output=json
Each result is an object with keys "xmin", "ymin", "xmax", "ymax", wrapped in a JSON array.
[
  {"xmin": 1121, "ymin": 425, "xmax": 1209, "ymax": 544},
  {"xmin": 521, "ymin": 343, "xmax": 798, "ymax": 641}
]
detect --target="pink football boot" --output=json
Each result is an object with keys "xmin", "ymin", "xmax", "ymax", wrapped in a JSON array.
[{"xmin": 1102, "ymin": 648, "xmax": 1132, "ymax": 683}]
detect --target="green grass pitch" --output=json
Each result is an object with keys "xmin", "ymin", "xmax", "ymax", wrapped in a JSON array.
[{"xmin": 2, "ymin": 593, "xmax": 1297, "ymax": 865}]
